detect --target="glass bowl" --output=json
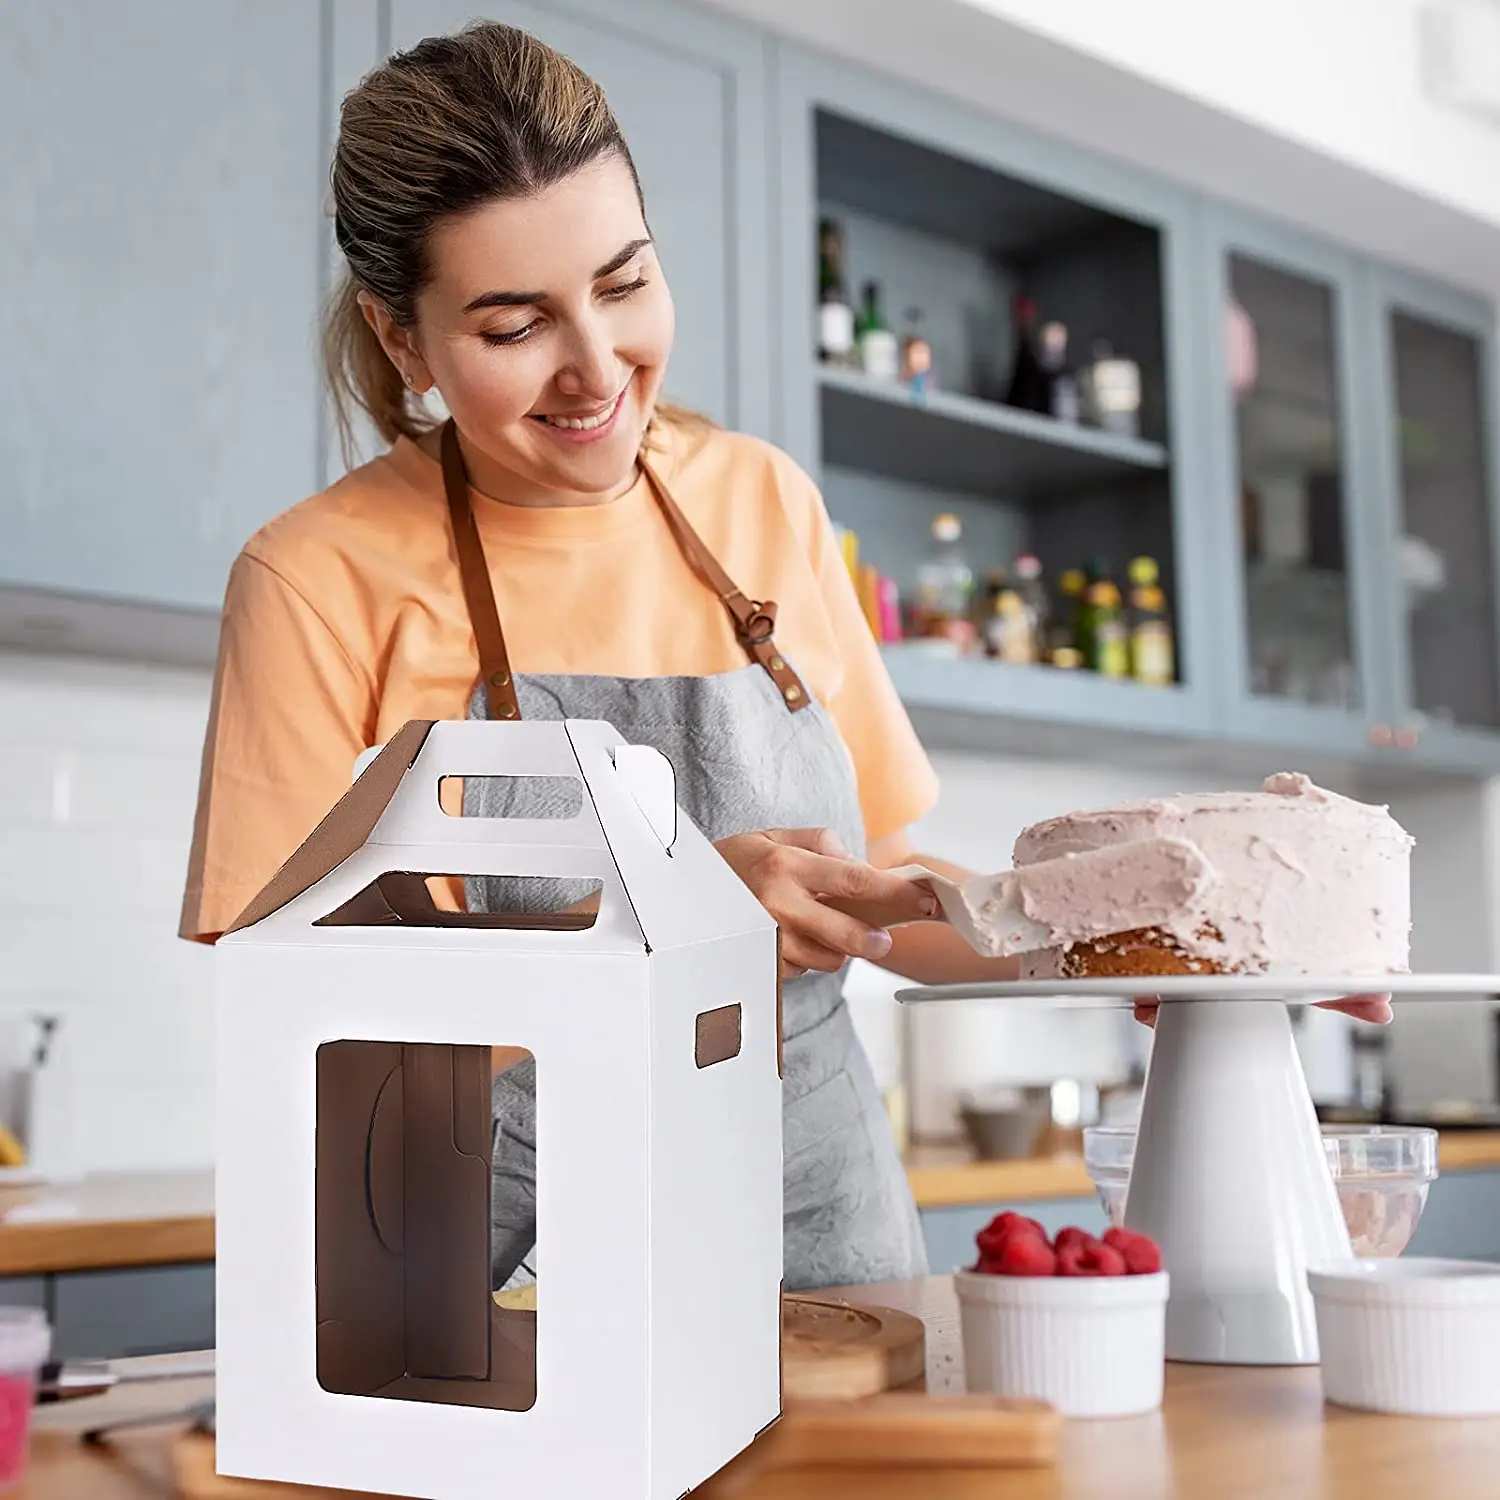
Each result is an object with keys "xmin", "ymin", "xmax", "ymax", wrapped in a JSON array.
[{"xmin": 1083, "ymin": 1124, "xmax": 1439, "ymax": 1258}]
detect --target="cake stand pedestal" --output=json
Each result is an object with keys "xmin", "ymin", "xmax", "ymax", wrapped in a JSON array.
[{"xmin": 895, "ymin": 974, "xmax": 1500, "ymax": 1367}]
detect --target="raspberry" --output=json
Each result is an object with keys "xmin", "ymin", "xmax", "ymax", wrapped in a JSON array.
[
  {"xmin": 1052, "ymin": 1226, "xmax": 1093, "ymax": 1254},
  {"xmin": 976, "ymin": 1211, "xmax": 1046, "ymax": 1257},
  {"xmin": 984, "ymin": 1232, "xmax": 1057, "ymax": 1277},
  {"xmin": 1056, "ymin": 1239, "xmax": 1127, "ymax": 1277},
  {"xmin": 1103, "ymin": 1227, "xmax": 1163, "ymax": 1275}
]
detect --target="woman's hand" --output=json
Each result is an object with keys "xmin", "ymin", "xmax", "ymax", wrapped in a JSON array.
[
  {"xmin": 714, "ymin": 827, "xmax": 939, "ymax": 979},
  {"xmin": 1132, "ymin": 994, "xmax": 1392, "ymax": 1026}
]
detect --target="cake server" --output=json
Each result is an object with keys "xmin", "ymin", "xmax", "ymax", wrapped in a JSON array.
[{"xmin": 830, "ymin": 838, "xmax": 1215, "ymax": 959}]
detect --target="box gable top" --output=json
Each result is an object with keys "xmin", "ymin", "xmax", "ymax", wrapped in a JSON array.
[{"xmin": 222, "ymin": 719, "xmax": 772, "ymax": 954}]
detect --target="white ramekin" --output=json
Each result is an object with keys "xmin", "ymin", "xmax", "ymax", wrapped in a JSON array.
[
  {"xmin": 1308, "ymin": 1257, "xmax": 1500, "ymax": 1416},
  {"xmin": 954, "ymin": 1269, "xmax": 1168, "ymax": 1418}
]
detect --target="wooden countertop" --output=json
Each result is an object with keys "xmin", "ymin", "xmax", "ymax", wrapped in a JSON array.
[
  {"xmin": 0, "ymin": 1133, "xmax": 1497, "ymax": 1280},
  {"xmin": 0, "ymin": 1170, "xmax": 213, "ymax": 1277},
  {"xmin": 905, "ymin": 1129, "xmax": 1500, "ymax": 1209},
  {"xmin": 23, "ymin": 1277, "xmax": 1500, "ymax": 1499}
]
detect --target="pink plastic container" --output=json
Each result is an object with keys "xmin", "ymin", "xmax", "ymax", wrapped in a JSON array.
[{"xmin": 0, "ymin": 1309, "xmax": 50, "ymax": 1489}]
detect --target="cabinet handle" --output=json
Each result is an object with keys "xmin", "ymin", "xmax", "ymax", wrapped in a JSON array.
[{"xmin": 1369, "ymin": 724, "xmax": 1394, "ymax": 748}]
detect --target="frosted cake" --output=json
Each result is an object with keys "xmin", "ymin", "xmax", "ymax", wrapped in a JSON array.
[{"xmin": 1005, "ymin": 773, "xmax": 1413, "ymax": 979}]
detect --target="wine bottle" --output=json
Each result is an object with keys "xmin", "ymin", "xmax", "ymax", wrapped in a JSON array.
[
  {"xmin": 1004, "ymin": 295, "xmax": 1050, "ymax": 414},
  {"xmin": 856, "ymin": 280, "xmax": 900, "ymax": 382},
  {"xmin": 817, "ymin": 219, "xmax": 855, "ymax": 367}
]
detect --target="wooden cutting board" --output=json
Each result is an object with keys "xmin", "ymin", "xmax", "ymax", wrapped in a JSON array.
[
  {"xmin": 781, "ymin": 1294, "xmax": 927, "ymax": 1398},
  {"xmin": 170, "ymin": 1296, "xmax": 1058, "ymax": 1497}
]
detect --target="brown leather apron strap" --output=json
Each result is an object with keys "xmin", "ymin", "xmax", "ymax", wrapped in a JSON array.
[
  {"xmin": 440, "ymin": 421, "xmax": 521, "ymax": 720},
  {"xmin": 438, "ymin": 418, "xmax": 812, "ymax": 716},
  {"xmin": 638, "ymin": 456, "xmax": 812, "ymax": 712}
]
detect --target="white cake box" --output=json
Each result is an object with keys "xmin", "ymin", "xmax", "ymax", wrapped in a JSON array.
[{"xmin": 213, "ymin": 718, "xmax": 783, "ymax": 1500}]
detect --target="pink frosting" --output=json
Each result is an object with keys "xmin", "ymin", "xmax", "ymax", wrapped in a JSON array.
[{"xmin": 1008, "ymin": 772, "xmax": 1413, "ymax": 977}]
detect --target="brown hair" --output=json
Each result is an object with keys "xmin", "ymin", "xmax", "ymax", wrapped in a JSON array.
[{"xmin": 323, "ymin": 22, "xmax": 705, "ymax": 463}]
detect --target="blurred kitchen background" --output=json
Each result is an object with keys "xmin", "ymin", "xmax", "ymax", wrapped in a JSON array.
[{"xmin": 8, "ymin": 0, "xmax": 1500, "ymax": 1185}]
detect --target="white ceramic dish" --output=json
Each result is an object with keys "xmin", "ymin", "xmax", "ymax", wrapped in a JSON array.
[
  {"xmin": 954, "ymin": 1268, "xmax": 1168, "ymax": 1418},
  {"xmin": 895, "ymin": 973, "xmax": 1500, "ymax": 1006},
  {"xmin": 1308, "ymin": 1258, "xmax": 1500, "ymax": 1416}
]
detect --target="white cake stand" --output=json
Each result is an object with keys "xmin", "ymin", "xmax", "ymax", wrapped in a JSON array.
[{"xmin": 896, "ymin": 974, "xmax": 1500, "ymax": 1366}]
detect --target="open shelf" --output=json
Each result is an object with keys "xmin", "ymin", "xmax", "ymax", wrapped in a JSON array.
[
  {"xmin": 819, "ymin": 366, "xmax": 1169, "ymax": 501},
  {"xmin": 878, "ymin": 642, "xmax": 1202, "ymax": 746}
]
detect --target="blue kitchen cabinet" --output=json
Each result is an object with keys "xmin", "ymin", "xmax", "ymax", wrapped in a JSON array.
[
  {"xmin": 1198, "ymin": 208, "xmax": 1393, "ymax": 765},
  {"xmin": 1361, "ymin": 269, "xmax": 1500, "ymax": 776},
  {"xmin": 387, "ymin": 0, "xmax": 773, "ymax": 447},
  {"xmin": 770, "ymin": 44, "xmax": 1222, "ymax": 753},
  {"xmin": 1406, "ymin": 1169, "xmax": 1500, "ymax": 1261},
  {"xmin": 0, "ymin": 1, "xmax": 333, "ymax": 621},
  {"xmin": 51, "ymin": 1264, "xmax": 216, "ymax": 1362},
  {"xmin": 0, "ymin": 1280, "xmax": 46, "ymax": 1314}
]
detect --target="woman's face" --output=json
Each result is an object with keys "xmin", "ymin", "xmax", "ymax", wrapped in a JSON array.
[{"xmin": 366, "ymin": 153, "xmax": 674, "ymax": 500}]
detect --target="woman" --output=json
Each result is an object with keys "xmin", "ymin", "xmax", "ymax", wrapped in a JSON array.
[{"xmin": 180, "ymin": 22, "xmax": 1387, "ymax": 1292}]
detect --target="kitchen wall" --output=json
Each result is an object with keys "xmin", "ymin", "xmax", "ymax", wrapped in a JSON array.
[
  {"xmin": 955, "ymin": 0, "xmax": 1500, "ymax": 235},
  {"xmin": 0, "ymin": 652, "xmax": 215, "ymax": 1172},
  {"xmin": 6, "ymin": 646, "xmax": 1490, "ymax": 1174}
]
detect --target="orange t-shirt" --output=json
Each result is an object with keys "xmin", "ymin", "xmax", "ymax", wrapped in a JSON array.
[{"xmin": 180, "ymin": 420, "xmax": 939, "ymax": 941}]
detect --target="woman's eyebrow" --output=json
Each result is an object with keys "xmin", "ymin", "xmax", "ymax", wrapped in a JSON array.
[{"xmin": 461, "ymin": 238, "xmax": 654, "ymax": 314}]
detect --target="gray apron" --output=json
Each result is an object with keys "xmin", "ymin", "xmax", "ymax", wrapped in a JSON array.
[{"xmin": 435, "ymin": 420, "xmax": 928, "ymax": 1295}]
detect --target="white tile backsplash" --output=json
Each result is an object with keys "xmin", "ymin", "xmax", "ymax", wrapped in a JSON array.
[
  {"xmin": 0, "ymin": 650, "xmax": 215, "ymax": 1171},
  {"xmin": 2, "ymin": 647, "xmax": 1495, "ymax": 1174}
]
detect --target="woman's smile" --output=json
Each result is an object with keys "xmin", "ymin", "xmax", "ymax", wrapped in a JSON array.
[{"xmin": 528, "ymin": 384, "xmax": 629, "ymax": 442}]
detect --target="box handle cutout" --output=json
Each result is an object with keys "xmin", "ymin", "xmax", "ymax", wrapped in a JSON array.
[
  {"xmin": 437, "ymin": 775, "xmax": 585, "ymax": 820},
  {"xmin": 314, "ymin": 871, "xmax": 602, "ymax": 930},
  {"xmin": 695, "ymin": 1005, "xmax": 742, "ymax": 1069}
]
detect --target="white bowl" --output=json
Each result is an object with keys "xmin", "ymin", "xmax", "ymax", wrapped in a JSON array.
[
  {"xmin": 954, "ymin": 1269, "xmax": 1168, "ymax": 1418},
  {"xmin": 1308, "ymin": 1257, "xmax": 1500, "ymax": 1416}
]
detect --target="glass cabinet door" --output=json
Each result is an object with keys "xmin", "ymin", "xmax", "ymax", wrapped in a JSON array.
[
  {"xmin": 1372, "ymin": 275, "xmax": 1500, "ymax": 758},
  {"xmin": 1207, "ymin": 215, "xmax": 1382, "ymax": 749}
]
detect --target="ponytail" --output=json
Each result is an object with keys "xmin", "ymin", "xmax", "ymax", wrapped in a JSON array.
[{"xmin": 322, "ymin": 274, "xmax": 433, "ymax": 467}]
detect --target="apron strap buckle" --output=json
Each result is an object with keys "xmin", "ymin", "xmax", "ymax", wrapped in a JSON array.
[{"xmin": 735, "ymin": 600, "xmax": 778, "ymax": 646}]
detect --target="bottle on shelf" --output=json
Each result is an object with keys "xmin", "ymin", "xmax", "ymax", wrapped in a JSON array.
[
  {"xmin": 1039, "ymin": 323, "xmax": 1080, "ymax": 423},
  {"xmin": 1126, "ymin": 556, "xmax": 1176, "ymax": 687},
  {"xmin": 976, "ymin": 567, "xmax": 1007, "ymax": 635},
  {"xmin": 817, "ymin": 219, "xmax": 856, "ymax": 367},
  {"xmin": 985, "ymin": 589, "xmax": 1037, "ymax": 664},
  {"xmin": 1078, "ymin": 561, "xmax": 1129, "ymax": 678},
  {"xmin": 1003, "ymin": 294, "xmax": 1050, "ymax": 414},
  {"xmin": 1080, "ymin": 341, "xmax": 1142, "ymax": 438},
  {"xmin": 913, "ymin": 513, "xmax": 976, "ymax": 650},
  {"xmin": 1052, "ymin": 567, "xmax": 1088, "ymax": 658},
  {"xmin": 876, "ymin": 575, "xmax": 903, "ymax": 643},
  {"xmin": 1012, "ymin": 553, "xmax": 1051, "ymax": 653},
  {"xmin": 856, "ymin": 280, "xmax": 900, "ymax": 382},
  {"xmin": 900, "ymin": 307, "xmax": 934, "ymax": 399},
  {"xmin": 832, "ymin": 521, "xmax": 859, "ymax": 583}
]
